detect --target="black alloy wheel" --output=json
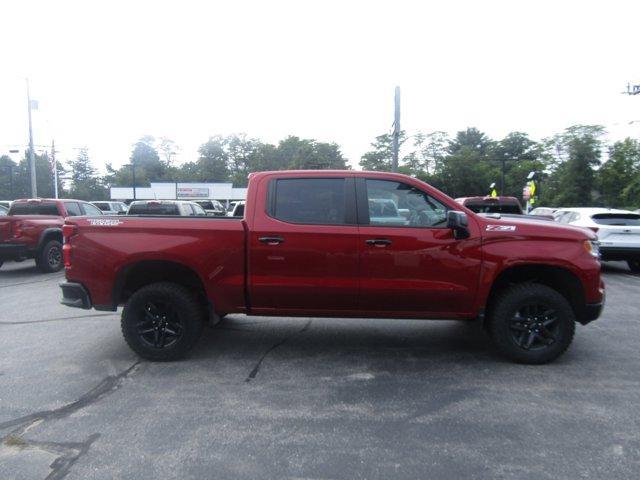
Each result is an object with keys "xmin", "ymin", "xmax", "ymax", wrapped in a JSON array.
[
  {"xmin": 136, "ymin": 301, "xmax": 184, "ymax": 349},
  {"xmin": 509, "ymin": 303, "xmax": 559, "ymax": 351},
  {"xmin": 121, "ymin": 282, "xmax": 204, "ymax": 361},
  {"xmin": 488, "ymin": 283, "xmax": 575, "ymax": 364}
]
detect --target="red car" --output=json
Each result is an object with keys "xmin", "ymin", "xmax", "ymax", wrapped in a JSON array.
[
  {"xmin": 0, "ymin": 198, "xmax": 103, "ymax": 272},
  {"xmin": 60, "ymin": 171, "xmax": 604, "ymax": 364}
]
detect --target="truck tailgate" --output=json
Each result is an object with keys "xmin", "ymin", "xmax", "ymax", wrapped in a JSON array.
[{"xmin": 64, "ymin": 216, "xmax": 247, "ymax": 312}]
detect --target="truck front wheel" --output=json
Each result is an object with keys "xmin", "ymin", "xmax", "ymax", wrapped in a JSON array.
[
  {"xmin": 121, "ymin": 282, "xmax": 205, "ymax": 361},
  {"xmin": 487, "ymin": 283, "xmax": 575, "ymax": 364}
]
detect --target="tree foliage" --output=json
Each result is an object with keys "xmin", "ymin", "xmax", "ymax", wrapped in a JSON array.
[{"xmin": 2, "ymin": 126, "xmax": 638, "ymax": 210}]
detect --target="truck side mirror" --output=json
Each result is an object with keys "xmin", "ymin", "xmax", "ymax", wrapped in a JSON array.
[{"xmin": 447, "ymin": 210, "xmax": 470, "ymax": 239}]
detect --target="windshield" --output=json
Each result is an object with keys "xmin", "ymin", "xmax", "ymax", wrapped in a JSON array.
[{"xmin": 591, "ymin": 213, "xmax": 640, "ymax": 226}]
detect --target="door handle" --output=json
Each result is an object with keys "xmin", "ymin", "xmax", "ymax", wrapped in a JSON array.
[
  {"xmin": 259, "ymin": 236, "xmax": 284, "ymax": 245},
  {"xmin": 365, "ymin": 238, "xmax": 392, "ymax": 247}
]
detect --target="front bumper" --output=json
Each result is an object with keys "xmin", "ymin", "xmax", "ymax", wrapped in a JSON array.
[
  {"xmin": 580, "ymin": 289, "xmax": 605, "ymax": 325},
  {"xmin": 60, "ymin": 282, "xmax": 92, "ymax": 309},
  {"xmin": 0, "ymin": 243, "xmax": 30, "ymax": 260}
]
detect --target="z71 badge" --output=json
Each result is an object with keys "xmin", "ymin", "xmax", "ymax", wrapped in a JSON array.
[
  {"xmin": 87, "ymin": 219, "xmax": 123, "ymax": 226},
  {"xmin": 486, "ymin": 224, "xmax": 516, "ymax": 232}
]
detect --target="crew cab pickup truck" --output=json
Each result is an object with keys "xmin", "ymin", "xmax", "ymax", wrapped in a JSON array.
[
  {"xmin": 0, "ymin": 198, "xmax": 103, "ymax": 272},
  {"xmin": 60, "ymin": 171, "xmax": 605, "ymax": 364}
]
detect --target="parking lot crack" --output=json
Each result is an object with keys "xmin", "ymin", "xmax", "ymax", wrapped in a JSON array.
[
  {"xmin": 245, "ymin": 319, "xmax": 312, "ymax": 382},
  {"xmin": 0, "ymin": 361, "xmax": 141, "ymax": 479},
  {"xmin": 0, "ymin": 313, "xmax": 115, "ymax": 326}
]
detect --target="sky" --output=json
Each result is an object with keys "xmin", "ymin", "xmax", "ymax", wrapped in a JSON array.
[{"xmin": 1, "ymin": 0, "xmax": 639, "ymax": 175}]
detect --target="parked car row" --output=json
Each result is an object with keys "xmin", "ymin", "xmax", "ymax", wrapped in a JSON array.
[
  {"xmin": 553, "ymin": 207, "xmax": 640, "ymax": 272},
  {"xmin": 0, "ymin": 197, "xmax": 247, "ymax": 272}
]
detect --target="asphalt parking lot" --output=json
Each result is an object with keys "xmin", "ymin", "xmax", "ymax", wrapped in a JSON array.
[{"xmin": 1, "ymin": 261, "xmax": 639, "ymax": 480}]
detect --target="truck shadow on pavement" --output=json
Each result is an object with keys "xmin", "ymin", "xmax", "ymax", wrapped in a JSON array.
[{"xmin": 195, "ymin": 315, "xmax": 498, "ymax": 378}]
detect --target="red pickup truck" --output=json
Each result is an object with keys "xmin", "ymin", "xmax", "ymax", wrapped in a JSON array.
[
  {"xmin": 60, "ymin": 171, "xmax": 604, "ymax": 364},
  {"xmin": 0, "ymin": 198, "xmax": 103, "ymax": 272}
]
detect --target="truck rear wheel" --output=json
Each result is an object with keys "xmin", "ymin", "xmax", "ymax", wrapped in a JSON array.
[
  {"xmin": 487, "ymin": 283, "xmax": 575, "ymax": 364},
  {"xmin": 121, "ymin": 282, "xmax": 205, "ymax": 361},
  {"xmin": 36, "ymin": 240, "xmax": 63, "ymax": 273}
]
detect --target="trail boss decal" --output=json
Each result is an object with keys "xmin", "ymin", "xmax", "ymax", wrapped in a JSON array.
[
  {"xmin": 486, "ymin": 224, "xmax": 516, "ymax": 232},
  {"xmin": 87, "ymin": 219, "xmax": 123, "ymax": 226}
]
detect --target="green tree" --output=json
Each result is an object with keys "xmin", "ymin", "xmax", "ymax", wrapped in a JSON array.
[
  {"xmin": 600, "ymin": 138, "xmax": 640, "ymax": 208},
  {"xmin": 545, "ymin": 125, "xmax": 605, "ymax": 207},
  {"xmin": 197, "ymin": 136, "xmax": 230, "ymax": 181},
  {"xmin": 273, "ymin": 136, "xmax": 348, "ymax": 170},
  {"xmin": 68, "ymin": 149, "xmax": 107, "ymax": 200},
  {"xmin": 0, "ymin": 156, "xmax": 19, "ymax": 199},
  {"xmin": 360, "ymin": 131, "xmax": 406, "ymax": 171}
]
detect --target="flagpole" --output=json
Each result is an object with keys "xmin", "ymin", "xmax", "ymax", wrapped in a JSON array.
[{"xmin": 26, "ymin": 78, "xmax": 38, "ymax": 198}]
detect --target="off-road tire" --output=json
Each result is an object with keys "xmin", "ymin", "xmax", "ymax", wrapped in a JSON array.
[
  {"xmin": 627, "ymin": 259, "xmax": 640, "ymax": 273},
  {"xmin": 487, "ymin": 283, "xmax": 575, "ymax": 364},
  {"xmin": 121, "ymin": 282, "xmax": 205, "ymax": 361},
  {"xmin": 36, "ymin": 240, "xmax": 63, "ymax": 273}
]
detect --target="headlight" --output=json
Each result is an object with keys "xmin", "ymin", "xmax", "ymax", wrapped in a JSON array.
[{"xmin": 583, "ymin": 240, "xmax": 600, "ymax": 258}]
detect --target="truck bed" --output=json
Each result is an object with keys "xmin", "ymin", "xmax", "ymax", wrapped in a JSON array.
[{"xmin": 64, "ymin": 215, "xmax": 247, "ymax": 312}]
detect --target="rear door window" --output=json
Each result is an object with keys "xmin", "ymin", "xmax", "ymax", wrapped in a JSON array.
[
  {"xmin": 8, "ymin": 202, "xmax": 60, "ymax": 215},
  {"xmin": 269, "ymin": 178, "xmax": 349, "ymax": 225},
  {"xmin": 591, "ymin": 213, "xmax": 640, "ymax": 226}
]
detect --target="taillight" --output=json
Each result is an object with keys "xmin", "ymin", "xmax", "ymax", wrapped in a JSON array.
[
  {"xmin": 62, "ymin": 224, "xmax": 77, "ymax": 241},
  {"xmin": 62, "ymin": 224, "xmax": 78, "ymax": 268}
]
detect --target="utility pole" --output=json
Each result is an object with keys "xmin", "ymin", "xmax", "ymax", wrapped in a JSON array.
[
  {"xmin": 26, "ymin": 78, "xmax": 37, "ymax": 198},
  {"xmin": 392, "ymin": 86, "xmax": 400, "ymax": 173},
  {"xmin": 51, "ymin": 140, "xmax": 59, "ymax": 199}
]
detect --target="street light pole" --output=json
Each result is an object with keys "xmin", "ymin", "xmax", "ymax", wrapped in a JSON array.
[{"xmin": 26, "ymin": 78, "xmax": 37, "ymax": 198}]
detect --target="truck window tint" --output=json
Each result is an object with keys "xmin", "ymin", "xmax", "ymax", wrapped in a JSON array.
[
  {"xmin": 128, "ymin": 204, "xmax": 180, "ymax": 215},
  {"xmin": 365, "ymin": 179, "xmax": 448, "ymax": 227},
  {"xmin": 94, "ymin": 203, "xmax": 110, "ymax": 211},
  {"xmin": 591, "ymin": 213, "xmax": 640, "ymax": 226},
  {"xmin": 273, "ymin": 178, "xmax": 346, "ymax": 225},
  {"xmin": 64, "ymin": 202, "xmax": 82, "ymax": 216},
  {"xmin": 8, "ymin": 203, "xmax": 59, "ymax": 215}
]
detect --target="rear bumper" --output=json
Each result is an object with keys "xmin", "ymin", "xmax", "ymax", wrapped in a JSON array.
[
  {"xmin": 60, "ymin": 282, "xmax": 92, "ymax": 309},
  {"xmin": 600, "ymin": 246, "xmax": 640, "ymax": 261},
  {"xmin": 0, "ymin": 243, "xmax": 31, "ymax": 260}
]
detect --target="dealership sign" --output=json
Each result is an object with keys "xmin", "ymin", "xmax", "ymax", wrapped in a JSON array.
[{"xmin": 177, "ymin": 187, "xmax": 210, "ymax": 198}]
